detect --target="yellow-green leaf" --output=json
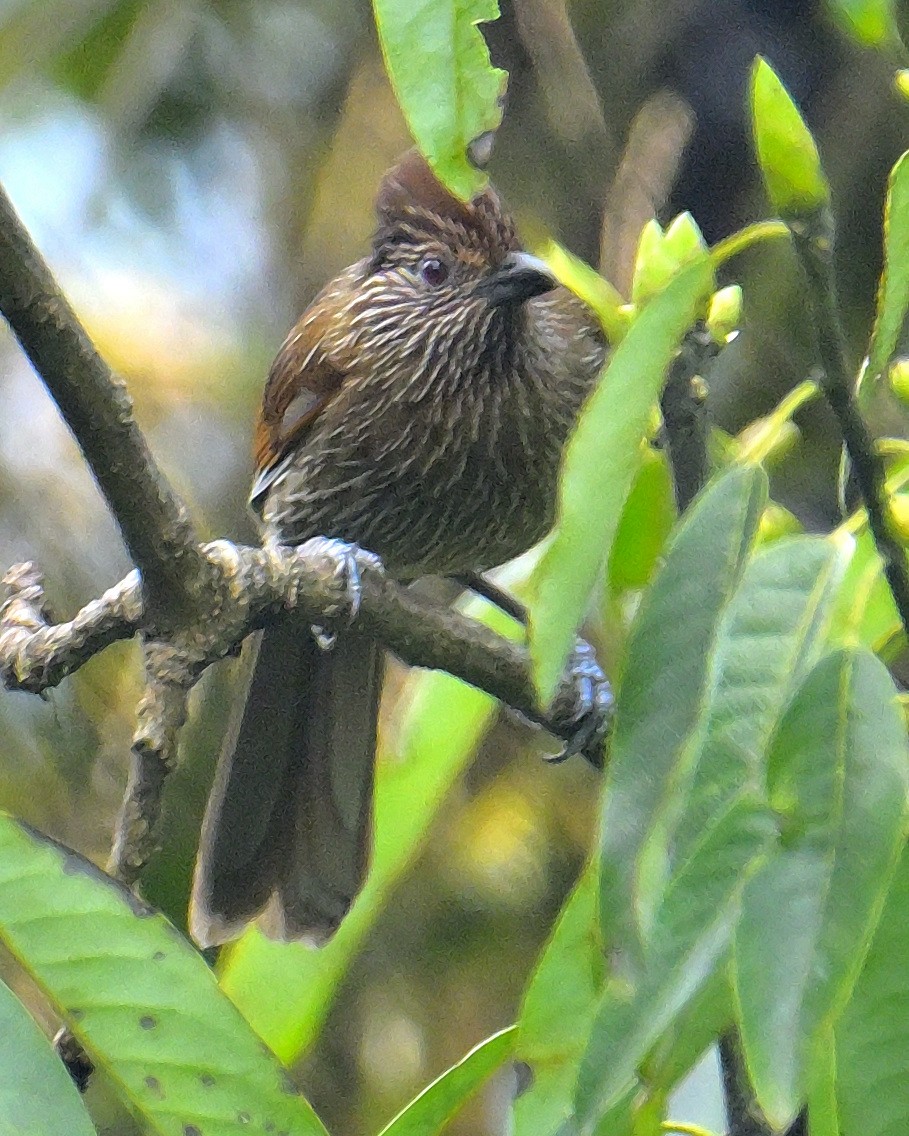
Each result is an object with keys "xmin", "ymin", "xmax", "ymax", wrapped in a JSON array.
[
  {"xmin": 373, "ymin": 0, "xmax": 507, "ymax": 200},
  {"xmin": 529, "ymin": 255, "xmax": 715, "ymax": 706},
  {"xmin": 751, "ymin": 57, "xmax": 829, "ymax": 216}
]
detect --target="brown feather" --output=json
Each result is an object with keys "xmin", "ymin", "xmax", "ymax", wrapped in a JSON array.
[
  {"xmin": 255, "ymin": 308, "xmax": 347, "ymax": 471},
  {"xmin": 375, "ymin": 149, "xmax": 487, "ymax": 228},
  {"xmin": 373, "ymin": 149, "xmax": 517, "ymax": 267},
  {"xmin": 193, "ymin": 150, "xmax": 607, "ymax": 947}
]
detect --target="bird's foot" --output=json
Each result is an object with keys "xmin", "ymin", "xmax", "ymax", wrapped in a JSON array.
[
  {"xmin": 544, "ymin": 639, "xmax": 613, "ymax": 770},
  {"xmin": 294, "ymin": 537, "xmax": 384, "ymax": 650}
]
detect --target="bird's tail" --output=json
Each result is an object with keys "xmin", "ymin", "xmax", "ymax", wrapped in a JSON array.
[{"xmin": 190, "ymin": 617, "xmax": 382, "ymax": 947}]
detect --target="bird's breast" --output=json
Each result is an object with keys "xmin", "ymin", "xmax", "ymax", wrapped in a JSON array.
[{"xmin": 262, "ymin": 322, "xmax": 599, "ymax": 577}]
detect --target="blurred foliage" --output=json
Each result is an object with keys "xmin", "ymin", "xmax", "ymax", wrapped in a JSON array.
[{"xmin": 1, "ymin": 2, "xmax": 909, "ymax": 1135}]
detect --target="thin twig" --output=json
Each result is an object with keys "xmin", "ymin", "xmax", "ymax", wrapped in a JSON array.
[
  {"xmin": 0, "ymin": 184, "xmax": 213, "ymax": 625},
  {"xmin": 790, "ymin": 209, "xmax": 909, "ymax": 642},
  {"xmin": 110, "ymin": 654, "xmax": 189, "ymax": 885},
  {"xmin": 660, "ymin": 324, "xmax": 718, "ymax": 512},
  {"xmin": 0, "ymin": 563, "xmax": 142, "ymax": 692},
  {"xmin": 718, "ymin": 1036, "xmax": 773, "ymax": 1136},
  {"xmin": 659, "ymin": 329, "xmax": 779, "ymax": 1136}
]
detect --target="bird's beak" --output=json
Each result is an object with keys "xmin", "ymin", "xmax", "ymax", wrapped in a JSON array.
[{"xmin": 476, "ymin": 251, "xmax": 559, "ymax": 306}]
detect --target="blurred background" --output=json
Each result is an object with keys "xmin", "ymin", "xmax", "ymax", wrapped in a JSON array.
[{"xmin": 0, "ymin": 0, "xmax": 905, "ymax": 1132}]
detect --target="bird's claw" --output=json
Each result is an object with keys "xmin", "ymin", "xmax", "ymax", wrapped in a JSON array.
[
  {"xmin": 295, "ymin": 537, "xmax": 384, "ymax": 650},
  {"xmin": 545, "ymin": 639, "xmax": 613, "ymax": 769}
]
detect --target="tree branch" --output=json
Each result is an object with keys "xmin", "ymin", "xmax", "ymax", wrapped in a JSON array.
[
  {"xmin": 660, "ymin": 323, "xmax": 718, "ymax": 512},
  {"xmin": 659, "ymin": 328, "xmax": 787, "ymax": 1136},
  {"xmin": 0, "ymin": 184, "xmax": 213, "ymax": 625},
  {"xmin": 790, "ymin": 209, "xmax": 909, "ymax": 643},
  {"xmin": 0, "ymin": 177, "xmax": 611, "ymax": 888},
  {"xmin": 2, "ymin": 537, "xmax": 608, "ymax": 878},
  {"xmin": 1, "ymin": 543, "xmax": 594, "ymax": 739},
  {"xmin": 718, "ymin": 1036, "xmax": 773, "ymax": 1136}
]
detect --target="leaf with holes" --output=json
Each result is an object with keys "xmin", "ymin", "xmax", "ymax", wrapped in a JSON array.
[
  {"xmin": 0, "ymin": 815, "xmax": 328, "ymax": 1136},
  {"xmin": 373, "ymin": 0, "xmax": 506, "ymax": 199}
]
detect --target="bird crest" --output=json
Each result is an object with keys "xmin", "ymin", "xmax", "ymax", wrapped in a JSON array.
[{"xmin": 373, "ymin": 149, "xmax": 517, "ymax": 260}]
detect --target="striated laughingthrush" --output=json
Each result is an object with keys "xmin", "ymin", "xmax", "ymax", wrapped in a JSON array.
[{"xmin": 190, "ymin": 150, "xmax": 606, "ymax": 948}]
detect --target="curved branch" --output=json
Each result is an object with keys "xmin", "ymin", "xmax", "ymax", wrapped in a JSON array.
[
  {"xmin": 0, "ymin": 541, "xmax": 601, "ymax": 757},
  {"xmin": 0, "ymin": 185, "xmax": 212, "ymax": 624},
  {"xmin": 0, "ymin": 175, "xmax": 612, "ymax": 888},
  {"xmin": 3, "ymin": 539, "xmax": 610, "ymax": 880}
]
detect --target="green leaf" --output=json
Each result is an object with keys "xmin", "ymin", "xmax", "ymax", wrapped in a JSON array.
[
  {"xmin": 750, "ymin": 56, "xmax": 829, "ymax": 216},
  {"xmin": 644, "ymin": 966, "xmax": 733, "ymax": 1093},
  {"xmin": 0, "ymin": 815, "xmax": 328, "ymax": 1136},
  {"xmin": 576, "ymin": 798, "xmax": 775, "ymax": 1131},
  {"xmin": 220, "ymin": 598, "xmax": 516, "ymax": 1062},
  {"xmin": 826, "ymin": 0, "xmax": 899, "ymax": 46},
  {"xmin": 828, "ymin": 528, "xmax": 900, "ymax": 650},
  {"xmin": 379, "ymin": 1026, "xmax": 515, "ymax": 1136},
  {"xmin": 576, "ymin": 482, "xmax": 847, "ymax": 1132},
  {"xmin": 807, "ymin": 1025, "xmax": 840, "ymax": 1136},
  {"xmin": 372, "ymin": 0, "xmax": 506, "ymax": 199},
  {"xmin": 542, "ymin": 240, "xmax": 628, "ymax": 345},
  {"xmin": 599, "ymin": 465, "xmax": 767, "ymax": 957},
  {"xmin": 0, "ymin": 978, "xmax": 96, "ymax": 1136},
  {"xmin": 735, "ymin": 649, "xmax": 909, "ymax": 1128},
  {"xmin": 607, "ymin": 449, "xmax": 676, "ymax": 595},
  {"xmin": 511, "ymin": 866, "xmax": 605, "ymax": 1136},
  {"xmin": 529, "ymin": 254, "xmax": 715, "ymax": 705},
  {"xmin": 863, "ymin": 152, "xmax": 909, "ymax": 403},
  {"xmin": 836, "ymin": 842, "xmax": 909, "ymax": 1136},
  {"xmin": 736, "ymin": 378, "xmax": 820, "ymax": 466},
  {"xmin": 670, "ymin": 535, "xmax": 844, "ymax": 869},
  {"xmin": 631, "ymin": 221, "xmax": 676, "ymax": 306}
]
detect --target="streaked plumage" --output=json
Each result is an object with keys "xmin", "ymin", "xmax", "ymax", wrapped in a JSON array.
[
  {"xmin": 255, "ymin": 151, "xmax": 604, "ymax": 575},
  {"xmin": 191, "ymin": 151, "xmax": 606, "ymax": 947}
]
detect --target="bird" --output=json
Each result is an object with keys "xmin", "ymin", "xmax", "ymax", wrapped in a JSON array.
[{"xmin": 190, "ymin": 149, "xmax": 607, "ymax": 948}]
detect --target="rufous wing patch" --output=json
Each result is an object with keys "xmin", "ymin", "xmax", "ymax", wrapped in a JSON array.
[{"xmin": 253, "ymin": 309, "xmax": 348, "ymax": 494}]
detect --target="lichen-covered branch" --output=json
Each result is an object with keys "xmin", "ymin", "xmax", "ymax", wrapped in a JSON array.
[
  {"xmin": 0, "ymin": 184, "xmax": 213, "ymax": 624},
  {"xmin": 0, "ymin": 541, "xmax": 575, "ymax": 726},
  {"xmin": 0, "ymin": 174, "xmax": 610, "ymax": 890},
  {"xmin": 0, "ymin": 563, "xmax": 142, "ymax": 693},
  {"xmin": 109, "ymin": 658, "xmax": 189, "ymax": 886},
  {"xmin": 2, "ymin": 537, "xmax": 607, "ymax": 877}
]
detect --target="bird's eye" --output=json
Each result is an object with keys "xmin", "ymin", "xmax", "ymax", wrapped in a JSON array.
[{"xmin": 420, "ymin": 257, "xmax": 449, "ymax": 287}]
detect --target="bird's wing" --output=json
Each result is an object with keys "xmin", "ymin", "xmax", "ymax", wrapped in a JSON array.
[{"xmin": 251, "ymin": 303, "xmax": 347, "ymax": 508}]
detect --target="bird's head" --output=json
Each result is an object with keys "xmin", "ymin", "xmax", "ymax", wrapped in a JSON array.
[{"xmin": 365, "ymin": 150, "xmax": 559, "ymax": 319}]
